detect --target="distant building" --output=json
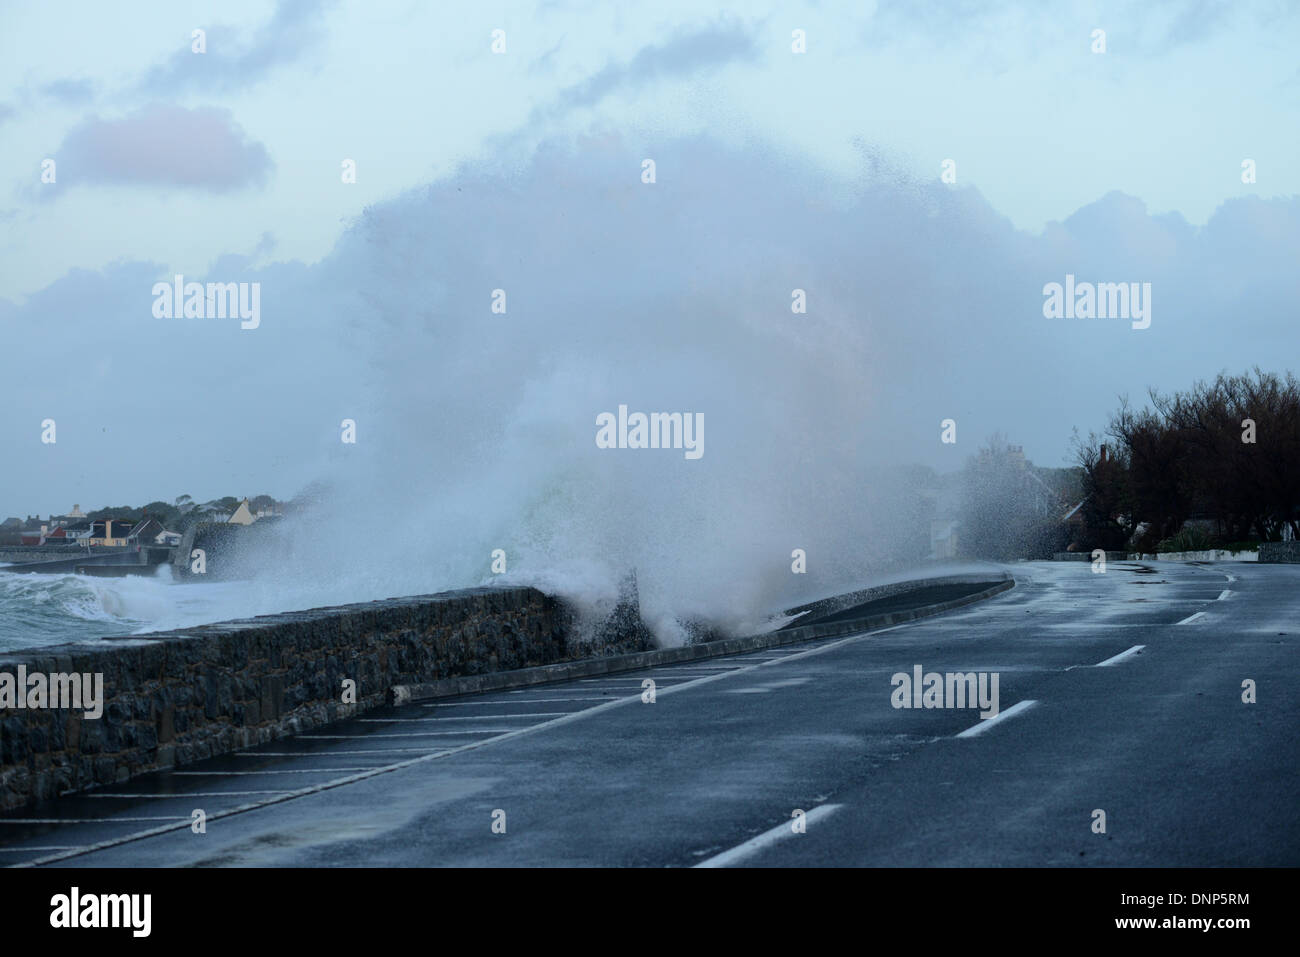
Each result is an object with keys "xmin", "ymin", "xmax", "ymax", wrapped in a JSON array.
[
  {"xmin": 0, "ymin": 518, "xmax": 21, "ymax": 546},
  {"xmin": 925, "ymin": 476, "xmax": 964, "ymax": 561},
  {"xmin": 930, "ymin": 519, "xmax": 960, "ymax": 560},
  {"xmin": 126, "ymin": 517, "xmax": 165, "ymax": 545},
  {"xmin": 87, "ymin": 519, "xmax": 130, "ymax": 547},
  {"xmin": 45, "ymin": 506, "xmax": 87, "ymax": 530},
  {"xmin": 227, "ymin": 499, "xmax": 257, "ymax": 526},
  {"xmin": 62, "ymin": 521, "xmax": 92, "ymax": 543}
]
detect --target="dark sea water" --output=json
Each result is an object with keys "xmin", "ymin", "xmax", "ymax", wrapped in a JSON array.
[{"xmin": 0, "ymin": 565, "xmax": 256, "ymax": 652}]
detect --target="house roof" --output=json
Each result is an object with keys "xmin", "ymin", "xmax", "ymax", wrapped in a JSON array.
[
  {"xmin": 90, "ymin": 519, "xmax": 130, "ymax": 535},
  {"xmin": 127, "ymin": 517, "xmax": 164, "ymax": 539}
]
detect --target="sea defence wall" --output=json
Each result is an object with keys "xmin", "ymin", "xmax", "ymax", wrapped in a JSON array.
[
  {"xmin": 1053, "ymin": 549, "xmax": 1261, "ymax": 563},
  {"xmin": 0, "ymin": 545, "xmax": 134, "ymax": 565},
  {"xmin": 0, "ymin": 585, "xmax": 647, "ymax": 812},
  {"xmin": 1258, "ymin": 542, "xmax": 1300, "ymax": 563},
  {"xmin": 171, "ymin": 521, "xmax": 291, "ymax": 581},
  {"xmin": 0, "ymin": 548, "xmax": 172, "ymax": 575},
  {"xmin": 1051, "ymin": 551, "xmax": 1128, "ymax": 562},
  {"xmin": 1127, "ymin": 549, "xmax": 1259, "ymax": 562}
]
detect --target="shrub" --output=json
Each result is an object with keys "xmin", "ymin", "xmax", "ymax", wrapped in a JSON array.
[{"xmin": 1156, "ymin": 525, "xmax": 1211, "ymax": 553}]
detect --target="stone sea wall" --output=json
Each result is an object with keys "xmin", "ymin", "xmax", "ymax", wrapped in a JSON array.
[
  {"xmin": 1258, "ymin": 542, "xmax": 1300, "ymax": 563},
  {"xmin": 0, "ymin": 585, "xmax": 641, "ymax": 811}
]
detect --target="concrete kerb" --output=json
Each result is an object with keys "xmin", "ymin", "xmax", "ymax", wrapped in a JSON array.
[{"xmin": 389, "ymin": 574, "xmax": 1015, "ymax": 705}]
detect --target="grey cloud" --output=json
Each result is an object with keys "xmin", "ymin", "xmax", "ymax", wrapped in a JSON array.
[
  {"xmin": 529, "ymin": 40, "xmax": 564, "ymax": 75},
  {"xmin": 863, "ymin": 0, "xmax": 1295, "ymax": 56},
  {"xmin": 134, "ymin": 0, "xmax": 335, "ymax": 96},
  {"xmin": 47, "ymin": 103, "xmax": 272, "ymax": 194},
  {"xmin": 548, "ymin": 18, "xmax": 761, "ymax": 115},
  {"xmin": 40, "ymin": 78, "xmax": 97, "ymax": 105}
]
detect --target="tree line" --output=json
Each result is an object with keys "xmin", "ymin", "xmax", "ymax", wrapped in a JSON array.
[
  {"xmin": 1075, "ymin": 369, "xmax": 1300, "ymax": 552},
  {"xmin": 77, "ymin": 494, "xmax": 282, "ymax": 531}
]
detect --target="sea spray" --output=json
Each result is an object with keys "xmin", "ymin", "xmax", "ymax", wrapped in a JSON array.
[{"xmin": 232, "ymin": 135, "xmax": 947, "ymax": 643}]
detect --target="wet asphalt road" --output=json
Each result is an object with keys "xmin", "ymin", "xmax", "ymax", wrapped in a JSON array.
[{"xmin": 3, "ymin": 560, "xmax": 1295, "ymax": 867}]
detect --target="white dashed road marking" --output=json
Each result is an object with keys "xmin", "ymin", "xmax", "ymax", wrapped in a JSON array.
[
  {"xmin": 955, "ymin": 700, "xmax": 1039, "ymax": 739},
  {"xmin": 1094, "ymin": 645, "xmax": 1145, "ymax": 667},
  {"xmin": 693, "ymin": 804, "xmax": 844, "ymax": 868}
]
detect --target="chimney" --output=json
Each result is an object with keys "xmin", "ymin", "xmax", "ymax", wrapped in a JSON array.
[{"xmin": 1100, "ymin": 444, "xmax": 1108, "ymax": 465}]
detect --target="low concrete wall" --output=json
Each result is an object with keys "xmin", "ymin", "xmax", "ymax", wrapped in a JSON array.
[
  {"xmin": 781, "ymin": 572, "xmax": 1011, "ymax": 623},
  {"xmin": 0, "ymin": 545, "xmax": 132, "ymax": 565},
  {"xmin": 1128, "ymin": 549, "xmax": 1259, "ymax": 562},
  {"xmin": 0, "ymin": 549, "xmax": 171, "ymax": 575},
  {"xmin": 0, "ymin": 585, "xmax": 646, "ymax": 811},
  {"xmin": 1258, "ymin": 542, "xmax": 1300, "ymax": 563},
  {"xmin": 1052, "ymin": 551, "xmax": 1127, "ymax": 562}
]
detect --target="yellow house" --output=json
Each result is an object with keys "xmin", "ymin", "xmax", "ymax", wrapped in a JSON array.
[{"xmin": 87, "ymin": 519, "xmax": 129, "ymax": 546}]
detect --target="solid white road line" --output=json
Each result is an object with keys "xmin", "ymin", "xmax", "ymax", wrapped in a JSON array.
[
  {"xmin": 232, "ymin": 748, "xmax": 447, "ymax": 755},
  {"xmin": 420, "ymin": 698, "xmax": 612, "ymax": 706},
  {"xmin": 577, "ymin": 675, "xmax": 717, "ymax": 683},
  {"xmin": 693, "ymin": 804, "xmax": 843, "ymax": 868},
  {"xmin": 359, "ymin": 713, "xmax": 569, "ymax": 721},
  {"xmin": 85, "ymin": 791, "xmax": 295, "ymax": 799},
  {"xmin": 298, "ymin": 731, "xmax": 514, "ymax": 738},
  {"xmin": 671, "ymin": 663, "xmax": 755, "ymax": 670},
  {"xmin": 1094, "ymin": 644, "xmax": 1145, "ymax": 667},
  {"xmin": 1216, "ymin": 589, "xmax": 1232, "ymax": 601},
  {"xmin": 955, "ymin": 700, "xmax": 1038, "ymax": 739},
  {"xmin": 0, "ymin": 818, "xmax": 189, "ymax": 824},
  {"xmin": 1177, "ymin": 611, "xmax": 1207, "ymax": 624},
  {"xmin": 0, "ymin": 847, "xmax": 81, "ymax": 853},
  {"xmin": 172, "ymin": 769, "xmax": 378, "ymax": 776}
]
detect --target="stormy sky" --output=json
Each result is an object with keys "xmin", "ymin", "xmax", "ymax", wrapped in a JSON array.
[{"xmin": 2, "ymin": 0, "xmax": 1298, "ymax": 525}]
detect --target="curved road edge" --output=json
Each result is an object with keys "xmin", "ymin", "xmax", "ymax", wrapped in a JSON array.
[{"xmin": 390, "ymin": 572, "xmax": 1015, "ymax": 705}]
